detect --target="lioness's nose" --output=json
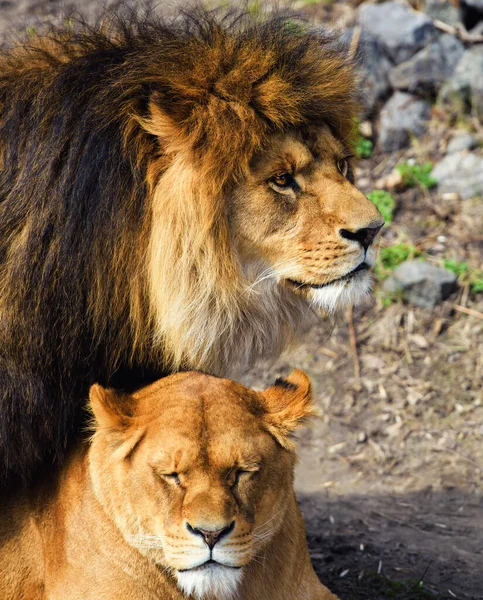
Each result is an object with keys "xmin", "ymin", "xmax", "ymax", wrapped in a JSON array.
[
  {"xmin": 187, "ymin": 521, "xmax": 235, "ymax": 549},
  {"xmin": 339, "ymin": 220, "xmax": 384, "ymax": 251}
]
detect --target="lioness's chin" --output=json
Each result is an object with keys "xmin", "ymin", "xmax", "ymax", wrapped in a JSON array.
[{"xmin": 176, "ymin": 565, "xmax": 244, "ymax": 600}]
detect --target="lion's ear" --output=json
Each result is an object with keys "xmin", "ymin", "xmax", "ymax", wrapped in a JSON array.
[
  {"xmin": 89, "ymin": 384, "xmax": 137, "ymax": 432},
  {"xmin": 137, "ymin": 95, "xmax": 186, "ymax": 154},
  {"xmin": 261, "ymin": 369, "xmax": 316, "ymax": 450}
]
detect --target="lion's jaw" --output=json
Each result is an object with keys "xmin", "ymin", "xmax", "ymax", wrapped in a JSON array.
[
  {"xmin": 244, "ymin": 252, "xmax": 374, "ymax": 317},
  {"xmin": 290, "ymin": 242, "xmax": 378, "ymax": 313}
]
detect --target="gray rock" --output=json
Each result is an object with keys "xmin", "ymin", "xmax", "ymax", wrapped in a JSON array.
[
  {"xmin": 432, "ymin": 150, "xmax": 483, "ymax": 199},
  {"xmin": 447, "ymin": 133, "xmax": 478, "ymax": 154},
  {"xmin": 378, "ymin": 92, "xmax": 431, "ymax": 153},
  {"xmin": 341, "ymin": 28, "xmax": 392, "ymax": 115},
  {"xmin": 438, "ymin": 46, "xmax": 483, "ymax": 119},
  {"xmin": 389, "ymin": 34, "xmax": 465, "ymax": 95},
  {"xmin": 382, "ymin": 260, "xmax": 458, "ymax": 308},
  {"xmin": 358, "ymin": 1, "xmax": 437, "ymax": 64},
  {"xmin": 358, "ymin": 33, "xmax": 393, "ymax": 115},
  {"xmin": 462, "ymin": 0, "xmax": 483, "ymax": 9},
  {"xmin": 422, "ymin": 0, "xmax": 462, "ymax": 26}
]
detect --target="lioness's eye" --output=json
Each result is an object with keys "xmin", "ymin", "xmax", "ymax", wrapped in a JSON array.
[
  {"xmin": 234, "ymin": 469, "xmax": 258, "ymax": 486},
  {"xmin": 161, "ymin": 472, "xmax": 181, "ymax": 486},
  {"xmin": 269, "ymin": 172, "xmax": 296, "ymax": 190}
]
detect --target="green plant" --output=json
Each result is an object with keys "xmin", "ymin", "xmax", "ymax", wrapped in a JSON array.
[
  {"xmin": 379, "ymin": 288, "xmax": 405, "ymax": 307},
  {"xmin": 443, "ymin": 258, "xmax": 483, "ymax": 294},
  {"xmin": 352, "ymin": 118, "xmax": 373, "ymax": 159},
  {"xmin": 367, "ymin": 190, "xmax": 395, "ymax": 223},
  {"xmin": 355, "ymin": 136, "xmax": 374, "ymax": 159},
  {"xmin": 375, "ymin": 243, "xmax": 419, "ymax": 280},
  {"xmin": 472, "ymin": 278, "xmax": 483, "ymax": 293},
  {"xmin": 443, "ymin": 258, "xmax": 469, "ymax": 277},
  {"xmin": 396, "ymin": 162, "xmax": 437, "ymax": 189},
  {"xmin": 380, "ymin": 243, "xmax": 418, "ymax": 270}
]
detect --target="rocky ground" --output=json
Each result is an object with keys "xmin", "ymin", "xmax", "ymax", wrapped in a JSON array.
[{"xmin": 1, "ymin": 1, "xmax": 482, "ymax": 599}]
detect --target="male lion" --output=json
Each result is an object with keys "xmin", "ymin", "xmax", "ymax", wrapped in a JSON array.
[
  {"xmin": 0, "ymin": 370, "xmax": 339, "ymax": 600},
  {"xmin": 0, "ymin": 8, "xmax": 383, "ymax": 483}
]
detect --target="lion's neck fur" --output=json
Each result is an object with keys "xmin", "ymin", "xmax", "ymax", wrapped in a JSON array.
[
  {"xmin": 145, "ymin": 155, "xmax": 312, "ymax": 376},
  {"xmin": 0, "ymin": 447, "xmax": 334, "ymax": 600}
]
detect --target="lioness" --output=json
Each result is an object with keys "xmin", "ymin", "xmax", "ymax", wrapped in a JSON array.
[{"xmin": 0, "ymin": 370, "xmax": 338, "ymax": 600}]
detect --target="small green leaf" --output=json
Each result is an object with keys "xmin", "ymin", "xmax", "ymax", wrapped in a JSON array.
[
  {"xmin": 396, "ymin": 162, "xmax": 437, "ymax": 189},
  {"xmin": 367, "ymin": 190, "xmax": 395, "ymax": 223},
  {"xmin": 443, "ymin": 258, "xmax": 469, "ymax": 277},
  {"xmin": 355, "ymin": 137, "xmax": 374, "ymax": 159}
]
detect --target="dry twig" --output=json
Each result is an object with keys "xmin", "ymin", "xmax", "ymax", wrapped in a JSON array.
[
  {"xmin": 347, "ymin": 305, "xmax": 361, "ymax": 381},
  {"xmin": 451, "ymin": 304, "xmax": 483, "ymax": 320},
  {"xmin": 433, "ymin": 19, "xmax": 483, "ymax": 43}
]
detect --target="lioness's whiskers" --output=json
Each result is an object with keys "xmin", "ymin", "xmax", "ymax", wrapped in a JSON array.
[
  {"xmin": 254, "ymin": 509, "xmax": 284, "ymax": 534},
  {"xmin": 126, "ymin": 532, "xmax": 165, "ymax": 550}
]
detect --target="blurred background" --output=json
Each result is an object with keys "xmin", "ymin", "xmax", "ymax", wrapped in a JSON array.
[{"xmin": 2, "ymin": 1, "xmax": 482, "ymax": 598}]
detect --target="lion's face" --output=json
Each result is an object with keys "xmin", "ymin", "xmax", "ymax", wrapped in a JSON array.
[
  {"xmin": 229, "ymin": 125, "xmax": 384, "ymax": 312},
  {"xmin": 89, "ymin": 371, "xmax": 313, "ymax": 600}
]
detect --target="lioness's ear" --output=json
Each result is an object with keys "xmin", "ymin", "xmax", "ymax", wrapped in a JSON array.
[
  {"xmin": 261, "ymin": 369, "xmax": 316, "ymax": 450},
  {"xmin": 89, "ymin": 384, "xmax": 136, "ymax": 432}
]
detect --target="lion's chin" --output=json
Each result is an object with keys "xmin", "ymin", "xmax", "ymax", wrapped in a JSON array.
[
  {"xmin": 286, "ymin": 269, "xmax": 373, "ymax": 313},
  {"xmin": 309, "ymin": 271, "xmax": 372, "ymax": 312},
  {"xmin": 175, "ymin": 564, "xmax": 244, "ymax": 600}
]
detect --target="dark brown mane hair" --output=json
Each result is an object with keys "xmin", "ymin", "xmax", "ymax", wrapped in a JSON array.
[{"xmin": 0, "ymin": 4, "xmax": 360, "ymax": 484}]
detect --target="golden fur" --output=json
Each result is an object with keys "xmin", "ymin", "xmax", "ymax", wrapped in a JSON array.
[{"xmin": 0, "ymin": 371, "xmax": 339, "ymax": 600}]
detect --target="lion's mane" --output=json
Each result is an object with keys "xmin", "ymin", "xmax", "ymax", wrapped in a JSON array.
[{"xmin": 0, "ymin": 6, "xmax": 360, "ymax": 482}]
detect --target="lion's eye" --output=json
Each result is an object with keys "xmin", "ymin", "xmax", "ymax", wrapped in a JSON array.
[
  {"xmin": 161, "ymin": 472, "xmax": 181, "ymax": 486},
  {"xmin": 337, "ymin": 155, "xmax": 354, "ymax": 179},
  {"xmin": 337, "ymin": 158, "xmax": 348, "ymax": 178},
  {"xmin": 269, "ymin": 172, "xmax": 296, "ymax": 190}
]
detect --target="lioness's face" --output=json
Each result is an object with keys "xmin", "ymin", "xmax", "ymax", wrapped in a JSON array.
[
  {"xmin": 229, "ymin": 125, "xmax": 384, "ymax": 311},
  {"xmin": 89, "ymin": 371, "xmax": 312, "ymax": 600}
]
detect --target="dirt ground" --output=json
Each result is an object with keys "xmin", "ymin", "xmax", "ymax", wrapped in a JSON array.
[
  {"xmin": 1, "ymin": 1, "xmax": 482, "ymax": 599},
  {"xmin": 244, "ymin": 289, "xmax": 483, "ymax": 599}
]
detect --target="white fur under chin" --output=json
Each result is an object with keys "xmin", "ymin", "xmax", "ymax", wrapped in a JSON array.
[
  {"xmin": 176, "ymin": 566, "xmax": 243, "ymax": 600},
  {"xmin": 309, "ymin": 273, "xmax": 372, "ymax": 313}
]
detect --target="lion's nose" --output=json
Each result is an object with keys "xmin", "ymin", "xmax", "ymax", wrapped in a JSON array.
[
  {"xmin": 186, "ymin": 521, "xmax": 235, "ymax": 549},
  {"xmin": 339, "ymin": 220, "xmax": 384, "ymax": 251}
]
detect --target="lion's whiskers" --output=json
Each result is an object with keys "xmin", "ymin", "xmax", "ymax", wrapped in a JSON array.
[{"xmin": 242, "ymin": 258, "xmax": 303, "ymax": 294}]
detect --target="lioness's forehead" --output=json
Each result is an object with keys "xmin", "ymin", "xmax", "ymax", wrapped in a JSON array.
[
  {"xmin": 135, "ymin": 373, "xmax": 274, "ymax": 466},
  {"xmin": 135, "ymin": 372, "xmax": 263, "ymax": 415}
]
